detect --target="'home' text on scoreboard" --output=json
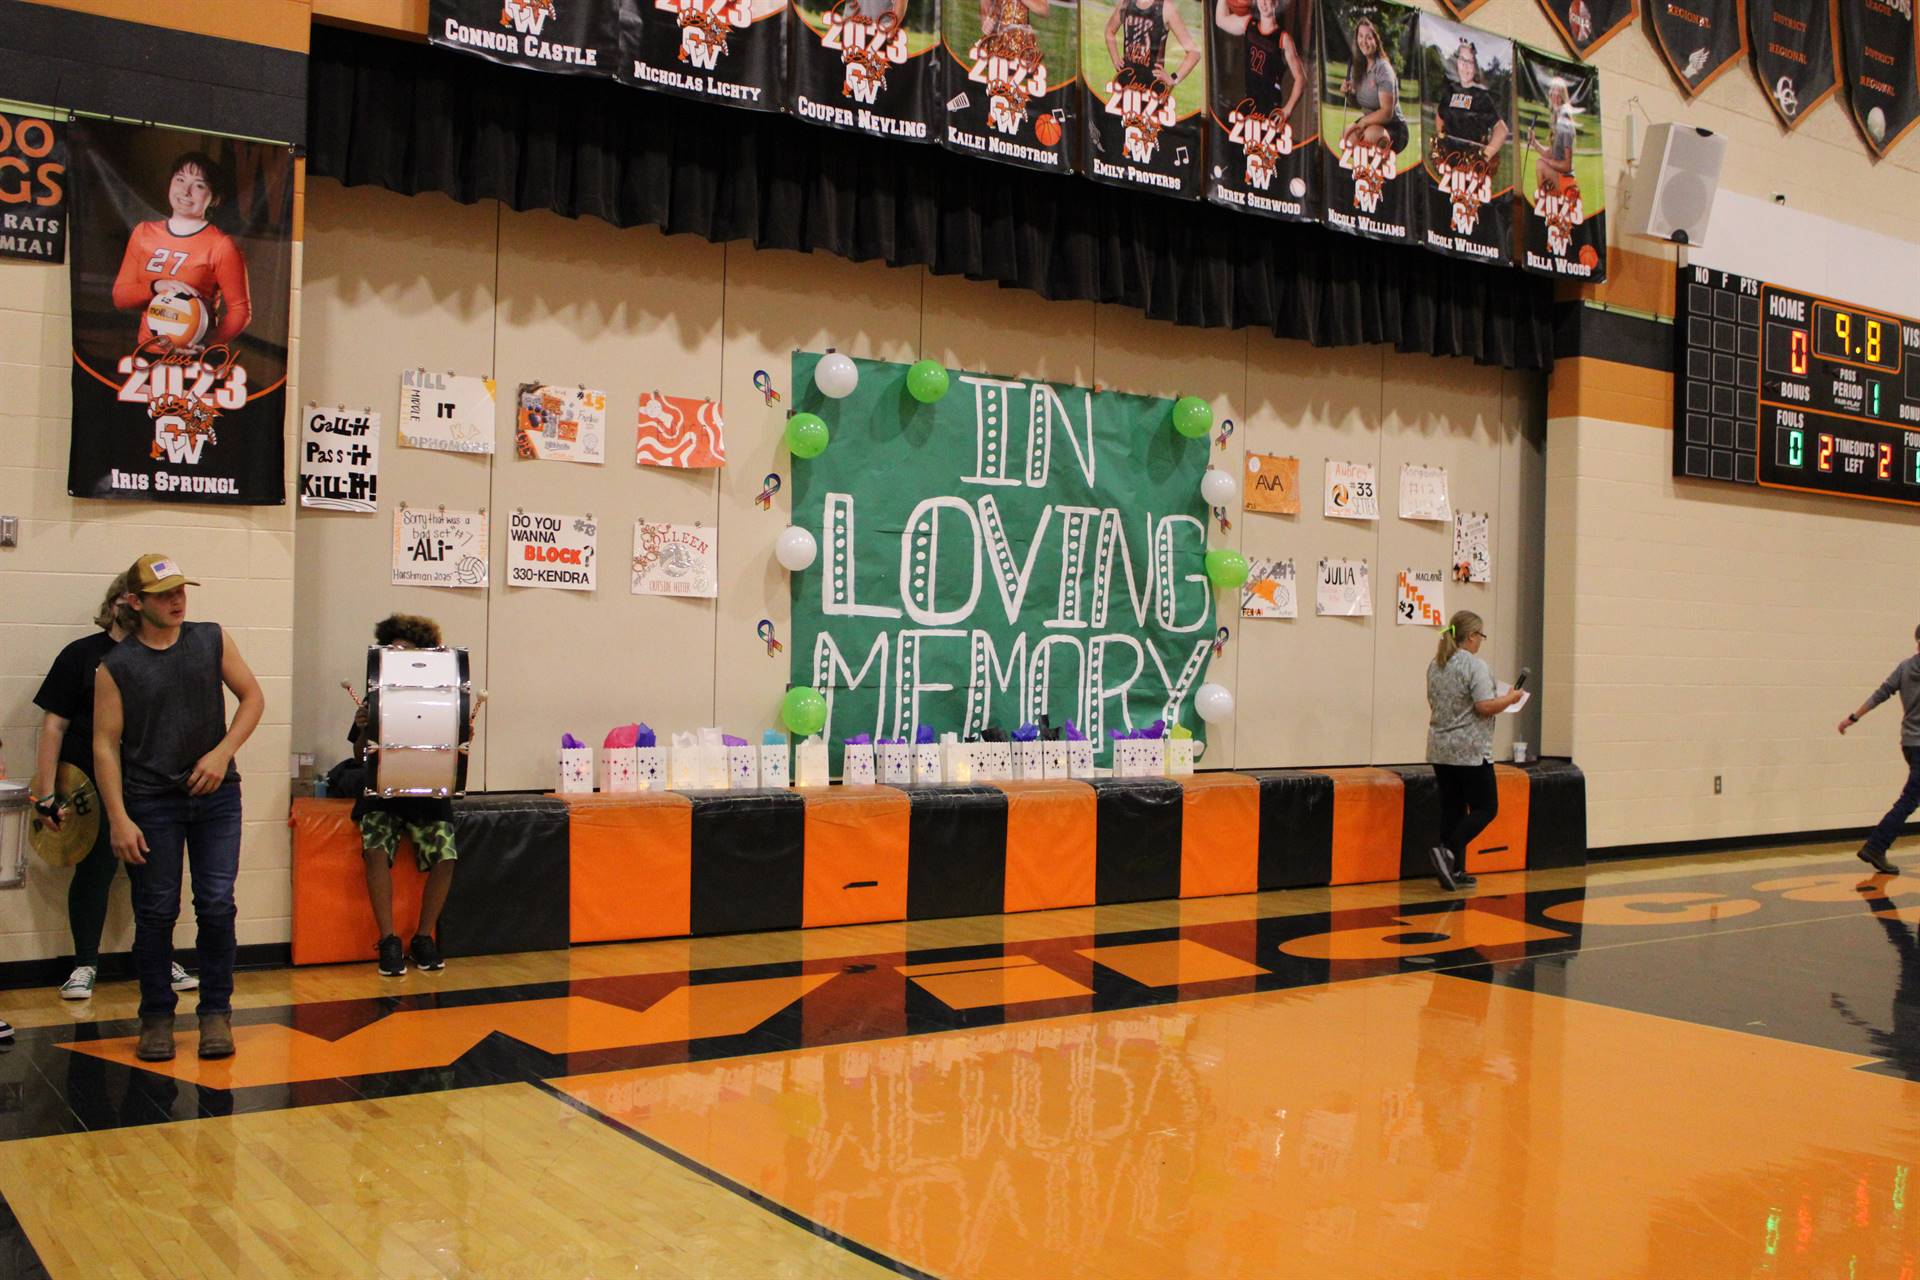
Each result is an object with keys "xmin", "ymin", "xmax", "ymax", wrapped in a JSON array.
[{"xmin": 1673, "ymin": 266, "xmax": 1920, "ymax": 506}]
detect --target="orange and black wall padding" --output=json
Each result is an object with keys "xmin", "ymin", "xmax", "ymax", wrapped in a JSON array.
[{"xmin": 290, "ymin": 762, "xmax": 1586, "ymax": 966}]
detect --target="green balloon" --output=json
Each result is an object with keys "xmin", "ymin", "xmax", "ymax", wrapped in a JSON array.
[
  {"xmin": 1204, "ymin": 548, "xmax": 1250, "ymax": 590},
  {"xmin": 1172, "ymin": 396, "xmax": 1213, "ymax": 439},
  {"xmin": 907, "ymin": 359, "xmax": 950, "ymax": 404},
  {"xmin": 785, "ymin": 413, "xmax": 830, "ymax": 459},
  {"xmin": 781, "ymin": 686, "xmax": 828, "ymax": 736}
]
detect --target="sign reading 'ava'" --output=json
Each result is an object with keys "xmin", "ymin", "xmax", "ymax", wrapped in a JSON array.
[{"xmin": 788, "ymin": 352, "xmax": 1216, "ymax": 764}]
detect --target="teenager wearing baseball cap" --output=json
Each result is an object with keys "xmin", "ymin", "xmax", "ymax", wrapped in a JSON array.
[{"xmin": 94, "ymin": 554, "xmax": 264, "ymax": 1062}]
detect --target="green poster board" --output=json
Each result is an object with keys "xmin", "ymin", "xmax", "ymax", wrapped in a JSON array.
[{"xmin": 789, "ymin": 352, "xmax": 1216, "ymax": 766}]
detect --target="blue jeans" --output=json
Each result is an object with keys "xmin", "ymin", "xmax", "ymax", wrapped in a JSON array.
[
  {"xmin": 1864, "ymin": 747, "xmax": 1920, "ymax": 858},
  {"xmin": 124, "ymin": 781, "xmax": 242, "ymax": 1017}
]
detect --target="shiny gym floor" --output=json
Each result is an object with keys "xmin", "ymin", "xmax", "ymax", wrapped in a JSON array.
[{"xmin": 0, "ymin": 841, "xmax": 1916, "ymax": 1278}]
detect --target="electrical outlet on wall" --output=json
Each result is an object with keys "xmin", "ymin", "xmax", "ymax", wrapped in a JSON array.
[{"xmin": 1714, "ymin": 775, "xmax": 1723, "ymax": 795}]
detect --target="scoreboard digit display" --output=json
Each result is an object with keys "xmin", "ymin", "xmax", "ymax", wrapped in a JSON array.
[{"xmin": 1673, "ymin": 266, "xmax": 1920, "ymax": 506}]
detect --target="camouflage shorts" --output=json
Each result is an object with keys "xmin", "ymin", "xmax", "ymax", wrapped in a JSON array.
[{"xmin": 358, "ymin": 812, "xmax": 458, "ymax": 871}]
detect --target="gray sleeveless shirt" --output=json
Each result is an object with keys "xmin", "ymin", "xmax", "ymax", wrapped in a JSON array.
[{"xmin": 102, "ymin": 621, "xmax": 238, "ymax": 797}]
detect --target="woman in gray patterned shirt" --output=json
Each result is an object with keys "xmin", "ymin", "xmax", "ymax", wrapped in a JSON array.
[{"xmin": 1425, "ymin": 609, "xmax": 1524, "ymax": 891}]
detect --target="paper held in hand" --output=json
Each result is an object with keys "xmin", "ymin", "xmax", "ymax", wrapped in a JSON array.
[{"xmin": 1495, "ymin": 684, "xmax": 1530, "ymax": 715}]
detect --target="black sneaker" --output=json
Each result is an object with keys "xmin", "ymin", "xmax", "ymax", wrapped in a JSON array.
[
  {"xmin": 1859, "ymin": 847, "xmax": 1900, "ymax": 876},
  {"xmin": 377, "ymin": 934, "xmax": 407, "ymax": 977},
  {"xmin": 410, "ymin": 934, "xmax": 445, "ymax": 972},
  {"xmin": 1456, "ymin": 871, "xmax": 1479, "ymax": 890},
  {"xmin": 1427, "ymin": 844, "xmax": 1459, "ymax": 891}
]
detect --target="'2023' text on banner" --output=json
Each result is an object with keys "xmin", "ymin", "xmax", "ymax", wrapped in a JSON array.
[{"xmin": 788, "ymin": 353, "xmax": 1217, "ymax": 768}]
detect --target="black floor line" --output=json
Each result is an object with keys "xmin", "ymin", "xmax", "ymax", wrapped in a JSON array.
[
  {"xmin": 530, "ymin": 1077, "xmax": 936, "ymax": 1280},
  {"xmin": 0, "ymin": 1187, "xmax": 51, "ymax": 1280}
]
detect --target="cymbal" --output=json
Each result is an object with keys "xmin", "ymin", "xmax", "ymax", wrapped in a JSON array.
[{"xmin": 28, "ymin": 764, "xmax": 100, "ymax": 868}]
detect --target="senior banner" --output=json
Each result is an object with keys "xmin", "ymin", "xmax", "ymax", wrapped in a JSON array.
[
  {"xmin": 1417, "ymin": 13, "xmax": 1513, "ymax": 263},
  {"xmin": 1319, "ymin": 0, "xmax": 1422, "ymax": 242},
  {"xmin": 66, "ymin": 120, "xmax": 293, "ymax": 504},
  {"xmin": 1205, "ymin": 0, "xmax": 1319, "ymax": 218},
  {"xmin": 1515, "ymin": 42, "xmax": 1605, "ymax": 280},
  {"xmin": 790, "ymin": 0, "xmax": 944, "ymax": 139},
  {"xmin": 430, "ymin": 0, "xmax": 617, "ymax": 74},
  {"xmin": 1082, "ymin": 0, "xmax": 1209, "ymax": 195},
  {"xmin": 941, "ymin": 0, "xmax": 1080, "ymax": 170},
  {"xmin": 621, "ymin": 0, "xmax": 789, "ymax": 110},
  {"xmin": 788, "ymin": 353, "xmax": 1216, "ymax": 767}
]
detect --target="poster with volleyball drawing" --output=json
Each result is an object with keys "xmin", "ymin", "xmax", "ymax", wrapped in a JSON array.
[
  {"xmin": 66, "ymin": 120, "xmax": 292, "ymax": 505},
  {"xmin": 1082, "ymin": 0, "xmax": 1209, "ymax": 195},
  {"xmin": 1417, "ymin": 13, "xmax": 1514, "ymax": 264},
  {"xmin": 1514, "ymin": 44, "xmax": 1605, "ymax": 281},
  {"xmin": 619, "ymin": 0, "xmax": 789, "ymax": 111},
  {"xmin": 940, "ymin": 0, "xmax": 1079, "ymax": 171},
  {"xmin": 1840, "ymin": 0, "xmax": 1919, "ymax": 156},
  {"xmin": 1205, "ymin": 0, "xmax": 1318, "ymax": 218},
  {"xmin": 1319, "ymin": 0, "xmax": 1422, "ymax": 242},
  {"xmin": 790, "ymin": 0, "xmax": 943, "ymax": 140}
]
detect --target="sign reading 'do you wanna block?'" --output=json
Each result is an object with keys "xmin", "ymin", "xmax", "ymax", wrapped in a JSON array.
[
  {"xmin": 507, "ymin": 510, "xmax": 597, "ymax": 592},
  {"xmin": 299, "ymin": 406, "xmax": 379, "ymax": 513},
  {"xmin": 1243, "ymin": 453, "xmax": 1300, "ymax": 514},
  {"xmin": 1396, "ymin": 567, "xmax": 1446, "ymax": 626},
  {"xmin": 399, "ymin": 370, "xmax": 496, "ymax": 454},
  {"xmin": 1316, "ymin": 557, "xmax": 1371, "ymax": 616},
  {"xmin": 1324, "ymin": 459, "xmax": 1379, "ymax": 520},
  {"xmin": 515, "ymin": 384, "xmax": 606, "ymax": 464},
  {"xmin": 632, "ymin": 520, "xmax": 718, "ymax": 597},
  {"xmin": 393, "ymin": 507, "xmax": 488, "ymax": 589}
]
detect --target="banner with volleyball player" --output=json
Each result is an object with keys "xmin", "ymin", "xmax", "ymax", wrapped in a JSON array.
[
  {"xmin": 790, "ymin": 0, "xmax": 943, "ymax": 139},
  {"xmin": 1514, "ymin": 42, "xmax": 1605, "ymax": 281},
  {"xmin": 1319, "ymin": 0, "xmax": 1422, "ymax": 242},
  {"xmin": 1839, "ymin": 0, "xmax": 1919, "ymax": 156},
  {"xmin": 66, "ymin": 120, "xmax": 293, "ymax": 505},
  {"xmin": 430, "ymin": 0, "xmax": 617, "ymax": 74},
  {"xmin": 619, "ymin": 0, "xmax": 788, "ymax": 110},
  {"xmin": 940, "ymin": 0, "xmax": 1079, "ymax": 171},
  {"xmin": 1205, "ymin": 0, "xmax": 1318, "ymax": 219},
  {"xmin": 1416, "ymin": 14, "xmax": 1513, "ymax": 264},
  {"xmin": 1081, "ymin": 0, "xmax": 1209, "ymax": 196}
]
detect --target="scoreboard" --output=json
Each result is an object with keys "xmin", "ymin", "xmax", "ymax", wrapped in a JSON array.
[{"xmin": 1673, "ymin": 266, "xmax": 1920, "ymax": 505}]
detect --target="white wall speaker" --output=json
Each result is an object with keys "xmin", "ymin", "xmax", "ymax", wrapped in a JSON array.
[{"xmin": 1624, "ymin": 123, "xmax": 1727, "ymax": 246}]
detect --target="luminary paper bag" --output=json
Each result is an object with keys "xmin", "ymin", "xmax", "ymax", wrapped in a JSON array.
[
  {"xmin": 600, "ymin": 747, "xmax": 640, "ymax": 794},
  {"xmin": 558, "ymin": 746, "xmax": 593, "ymax": 794},
  {"xmin": 760, "ymin": 743, "xmax": 790, "ymax": 787},
  {"xmin": 879, "ymin": 743, "xmax": 913, "ymax": 785},
  {"xmin": 796, "ymin": 736, "xmax": 830, "ymax": 787},
  {"xmin": 843, "ymin": 743, "xmax": 877, "ymax": 786}
]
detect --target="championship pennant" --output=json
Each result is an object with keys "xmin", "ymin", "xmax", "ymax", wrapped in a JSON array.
[
  {"xmin": 1081, "ymin": 0, "xmax": 1209, "ymax": 197},
  {"xmin": 619, "ymin": 0, "xmax": 788, "ymax": 111},
  {"xmin": 430, "ymin": 0, "xmax": 618, "ymax": 74},
  {"xmin": 1839, "ymin": 0, "xmax": 1920, "ymax": 155},
  {"xmin": 1534, "ymin": 0, "xmax": 1638, "ymax": 58},
  {"xmin": 789, "ymin": 0, "xmax": 943, "ymax": 141},
  {"xmin": 1204, "ymin": 0, "xmax": 1319, "ymax": 219},
  {"xmin": 1514, "ymin": 42, "xmax": 1605, "ymax": 281},
  {"xmin": 1648, "ymin": 0, "xmax": 1748, "ymax": 95},
  {"xmin": 1319, "ymin": 0, "xmax": 1422, "ymax": 243},
  {"xmin": 940, "ymin": 0, "xmax": 1079, "ymax": 170},
  {"xmin": 1748, "ymin": 0, "xmax": 1838, "ymax": 128},
  {"xmin": 1416, "ymin": 14, "xmax": 1514, "ymax": 264}
]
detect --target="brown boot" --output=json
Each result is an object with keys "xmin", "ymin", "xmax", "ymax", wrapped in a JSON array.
[
  {"xmin": 197, "ymin": 1012, "xmax": 235, "ymax": 1059},
  {"xmin": 136, "ymin": 1014, "xmax": 175, "ymax": 1062}
]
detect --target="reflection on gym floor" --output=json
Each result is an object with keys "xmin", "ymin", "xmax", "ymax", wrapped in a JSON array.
[{"xmin": 0, "ymin": 842, "xmax": 1916, "ymax": 1277}]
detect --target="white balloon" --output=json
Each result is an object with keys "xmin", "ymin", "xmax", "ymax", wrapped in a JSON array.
[
  {"xmin": 1194, "ymin": 683, "xmax": 1235, "ymax": 724},
  {"xmin": 774, "ymin": 526, "xmax": 819, "ymax": 572},
  {"xmin": 1200, "ymin": 468, "xmax": 1238, "ymax": 507},
  {"xmin": 815, "ymin": 353, "xmax": 859, "ymax": 399}
]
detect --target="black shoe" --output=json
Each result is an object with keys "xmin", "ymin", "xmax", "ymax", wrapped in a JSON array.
[
  {"xmin": 1455, "ymin": 872, "xmax": 1478, "ymax": 890},
  {"xmin": 377, "ymin": 934, "xmax": 407, "ymax": 977},
  {"xmin": 1859, "ymin": 847, "xmax": 1900, "ymax": 876},
  {"xmin": 410, "ymin": 934, "xmax": 444, "ymax": 972},
  {"xmin": 1427, "ymin": 844, "xmax": 1460, "ymax": 891}
]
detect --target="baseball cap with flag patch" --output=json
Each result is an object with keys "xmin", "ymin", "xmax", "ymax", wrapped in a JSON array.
[{"xmin": 131, "ymin": 554, "xmax": 200, "ymax": 594}]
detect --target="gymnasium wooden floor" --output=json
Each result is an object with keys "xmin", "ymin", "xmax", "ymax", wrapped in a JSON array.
[{"xmin": 0, "ymin": 840, "xmax": 1917, "ymax": 1278}]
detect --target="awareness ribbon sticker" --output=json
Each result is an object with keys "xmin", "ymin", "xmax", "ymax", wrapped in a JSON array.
[
  {"xmin": 753, "ymin": 371, "xmax": 781, "ymax": 406},
  {"xmin": 756, "ymin": 473, "xmax": 783, "ymax": 510},
  {"xmin": 758, "ymin": 619, "xmax": 784, "ymax": 656},
  {"xmin": 1211, "ymin": 626, "xmax": 1230, "ymax": 659},
  {"xmin": 1215, "ymin": 418, "xmax": 1235, "ymax": 450},
  {"xmin": 1213, "ymin": 505, "xmax": 1232, "ymax": 534}
]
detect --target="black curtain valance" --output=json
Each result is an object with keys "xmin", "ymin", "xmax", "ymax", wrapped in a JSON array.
[{"xmin": 306, "ymin": 24, "xmax": 1553, "ymax": 371}]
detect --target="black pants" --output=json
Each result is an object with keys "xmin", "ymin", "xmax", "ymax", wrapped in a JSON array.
[
  {"xmin": 1434, "ymin": 762, "xmax": 1498, "ymax": 865},
  {"xmin": 68, "ymin": 817, "xmax": 122, "ymax": 967},
  {"xmin": 1863, "ymin": 745, "xmax": 1920, "ymax": 857}
]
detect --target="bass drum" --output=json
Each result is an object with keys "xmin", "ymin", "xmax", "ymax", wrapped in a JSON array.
[{"xmin": 364, "ymin": 646, "xmax": 471, "ymax": 799}]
